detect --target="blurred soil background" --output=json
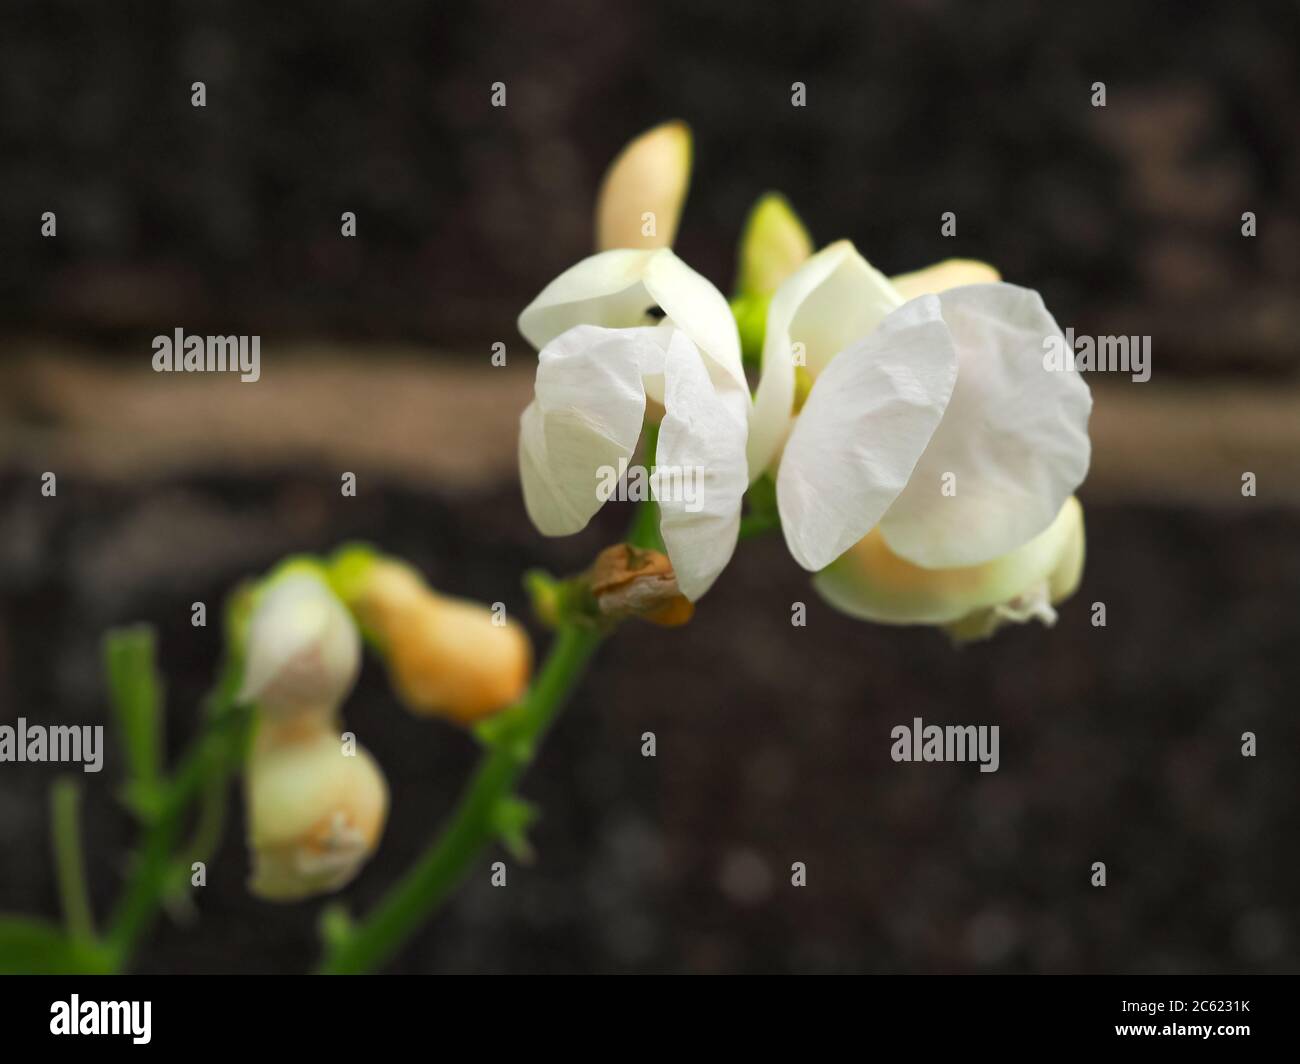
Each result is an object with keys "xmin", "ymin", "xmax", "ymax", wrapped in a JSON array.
[{"xmin": 0, "ymin": 0, "xmax": 1297, "ymax": 972}]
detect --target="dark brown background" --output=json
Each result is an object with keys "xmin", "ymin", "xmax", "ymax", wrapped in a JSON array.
[{"xmin": 0, "ymin": 0, "xmax": 1297, "ymax": 973}]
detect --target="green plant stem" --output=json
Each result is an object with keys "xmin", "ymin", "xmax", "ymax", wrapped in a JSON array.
[
  {"xmin": 50, "ymin": 778, "xmax": 94, "ymax": 942},
  {"xmin": 738, "ymin": 510, "xmax": 780, "ymax": 540},
  {"xmin": 626, "ymin": 494, "xmax": 663, "ymax": 550},
  {"xmin": 318, "ymin": 622, "xmax": 603, "ymax": 974},
  {"xmin": 103, "ymin": 678, "xmax": 250, "ymax": 971},
  {"xmin": 627, "ymin": 423, "xmax": 664, "ymax": 551}
]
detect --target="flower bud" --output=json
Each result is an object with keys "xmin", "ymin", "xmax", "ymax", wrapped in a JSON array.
[
  {"xmin": 889, "ymin": 258, "xmax": 1001, "ymax": 301},
  {"xmin": 588, "ymin": 544, "xmax": 694, "ymax": 627},
  {"xmin": 337, "ymin": 552, "xmax": 532, "ymax": 725},
  {"xmin": 237, "ymin": 569, "xmax": 361, "ymax": 719},
  {"xmin": 732, "ymin": 193, "xmax": 814, "ymax": 363},
  {"xmin": 735, "ymin": 192, "xmax": 813, "ymax": 300},
  {"xmin": 595, "ymin": 120, "xmax": 692, "ymax": 251},
  {"xmin": 812, "ymin": 496, "xmax": 1085, "ymax": 642},
  {"xmin": 245, "ymin": 725, "xmax": 388, "ymax": 901}
]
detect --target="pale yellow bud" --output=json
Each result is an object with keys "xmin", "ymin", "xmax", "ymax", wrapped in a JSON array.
[
  {"xmin": 348, "ymin": 559, "xmax": 532, "ymax": 725},
  {"xmin": 813, "ymin": 497, "xmax": 1085, "ymax": 642},
  {"xmin": 889, "ymin": 258, "xmax": 1001, "ymax": 301},
  {"xmin": 245, "ymin": 726, "xmax": 388, "ymax": 901},
  {"xmin": 238, "ymin": 570, "xmax": 360, "ymax": 719},
  {"xmin": 595, "ymin": 120, "xmax": 692, "ymax": 251}
]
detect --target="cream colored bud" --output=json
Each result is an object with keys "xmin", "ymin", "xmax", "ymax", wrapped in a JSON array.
[
  {"xmin": 245, "ymin": 726, "xmax": 388, "ymax": 901},
  {"xmin": 813, "ymin": 497, "xmax": 1085, "ymax": 642},
  {"xmin": 595, "ymin": 120, "xmax": 692, "ymax": 251},
  {"xmin": 889, "ymin": 258, "xmax": 1001, "ymax": 301},
  {"xmin": 238, "ymin": 571, "xmax": 361, "ymax": 718},
  {"xmin": 348, "ymin": 559, "xmax": 532, "ymax": 725}
]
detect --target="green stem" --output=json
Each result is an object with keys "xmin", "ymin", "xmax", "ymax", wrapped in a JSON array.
[
  {"xmin": 626, "ymin": 494, "xmax": 663, "ymax": 550},
  {"xmin": 318, "ymin": 623, "xmax": 603, "ymax": 974},
  {"xmin": 627, "ymin": 423, "xmax": 664, "ymax": 551},
  {"xmin": 103, "ymin": 672, "xmax": 250, "ymax": 971},
  {"xmin": 738, "ymin": 510, "xmax": 780, "ymax": 541},
  {"xmin": 50, "ymin": 778, "xmax": 94, "ymax": 942}
]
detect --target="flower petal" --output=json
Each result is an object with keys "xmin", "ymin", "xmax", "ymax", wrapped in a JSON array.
[
  {"xmin": 517, "ymin": 249, "xmax": 743, "ymax": 398},
  {"xmin": 890, "ymin": 258, "xmax": 1001, "ymax": 300},
  {"xmin": 748, "ymin": 240, "xmax": 902, "ymax": 480},
  {"xmin": 642, "ymin": 249, "xmax": 746, "ymax": 394},
  {"xmin": 517, "ymin": 249, "xmax": 659, "ymax": 350},
  {"xmin": 878, "ymin": 283, "xmax": 1092, "ymax": 568},
  {"xmin": 813, "ymin": 496, "xmax": 1083, "ymax": 626},
  {"xmin": 776, "ymin": 294, "xmax": 959, "ymax": 572},
  {"xmin": 518, "ymin": 325, "xmax": 648, "ymax": 536},
  {"xmin": 653, "ymin": 330, "xmax": 749, "ymax": 600}
]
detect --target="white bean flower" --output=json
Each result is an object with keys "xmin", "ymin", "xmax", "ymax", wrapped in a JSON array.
[
  {"xmin": 750, "ymin": 242, "xmax": 1092, "ymax": 637},
  {"xmin": 516, "ymin": 248, "xmax": 749, "ymax": 601}
]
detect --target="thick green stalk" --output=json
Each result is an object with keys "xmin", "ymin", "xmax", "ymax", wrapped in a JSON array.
[{"xmin": 318, "ymin": 623, "xmax": 602, "ymax": 974}]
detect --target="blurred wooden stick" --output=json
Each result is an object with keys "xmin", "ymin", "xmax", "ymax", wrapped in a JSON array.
[{"xmin": 1, "ymin": 345, "xmax": 1296, "ymax": 507}]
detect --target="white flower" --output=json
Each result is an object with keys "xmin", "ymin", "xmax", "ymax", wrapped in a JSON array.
[
  {"xmin": 517, "ymin": 249, "xmax": 749, "ymax": 600},
  {"xmin": 238, "ymin": 570, "xmax": 361, "ymax": 718},
  {"xmin": 751, "ymin": 241, "xmax": 1092, "ymax": 575}
]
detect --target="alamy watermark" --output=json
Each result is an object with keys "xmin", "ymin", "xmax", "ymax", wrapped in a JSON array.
[
  {"xmin": 1043, "ymin": 328, "xmax": 1150, "ymax": 383},
  {"xmin": 597, "ymin": 458, "xmax": 705, "ymax": 513},
  {"xmin": 0, "ymin": 718, "xmax": 104, "ymax": 773},
  {"xmin": 152, "ymin": 328, "xmax": 261, "ymax": 382},
  {"xmin": 890, "ymin": 716, "xmax": 1000, "ymax": 773},
  {"xmin": 50, "ymin": 996, "xmax": 151, "ymax": 1044}
]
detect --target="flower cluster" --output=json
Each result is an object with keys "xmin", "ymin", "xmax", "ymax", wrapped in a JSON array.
[
  {"xmin": 517, "ymin": 122, "xmax": 1092, "ymax": 640},
  {"xmin": 235, "ymin": 550, "xmax": 532, "ymax": 900}
]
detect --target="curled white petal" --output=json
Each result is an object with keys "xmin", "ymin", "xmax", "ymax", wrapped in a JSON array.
[
  {"xmin": 517, "ymin": 248, "xmax": 743, "ymax": 396},
  {"xmin": 641, "ymin": 249, "xmax": 745, "ymax": 393},
  {"xmin": 748, "ymin": 240, "xmax": 902, "ymax": 481},
  {"xmin": 653, "ymin": 330, "xmax": 749, "ymax": 600},
  {"xmin": 878, "ymin": 283, "xmax": 1092, "ymax": 568},
  {"xmin": 776, "ymin": 295, "xmax": 958, "ymax": 572},
  {"xmin": 518, "ymin": 325, "xmax": 648, "ymax": 536},
  {"xmin": 517, "ymin": 249, "xmax": 657, "ymax": 347}
]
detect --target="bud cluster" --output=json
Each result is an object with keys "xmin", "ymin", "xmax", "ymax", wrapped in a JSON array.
[{"xmin": 235, "ymin": 548, "xmax": 534, "ymax": 901}]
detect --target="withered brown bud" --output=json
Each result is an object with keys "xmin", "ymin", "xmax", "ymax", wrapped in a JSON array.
[{"xmin": 587, "ymin": 544, "xmax": 694, "ymax": 627}]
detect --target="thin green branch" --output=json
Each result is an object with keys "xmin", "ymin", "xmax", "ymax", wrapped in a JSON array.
[
  {"xmin": 50, "ymin": 777, "xmax": 94, "ymax": 943},
  {"xmin": 317, "ymin": 622, "xmax": 603, "ymax": 974},
  {"xmin": 104, "ymin": 626, "xmax": 164, "ymax": 814},
  {"xmin": 103, "ymin": 656, "xmax": 251, "ymax": 972}
]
